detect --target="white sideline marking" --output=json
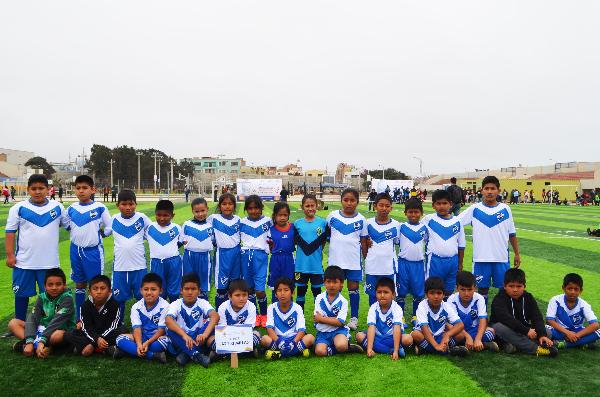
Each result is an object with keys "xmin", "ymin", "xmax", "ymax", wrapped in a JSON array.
[{"xmin": 517, "ymin": 228, "xmax": 600, "ymax": 241}]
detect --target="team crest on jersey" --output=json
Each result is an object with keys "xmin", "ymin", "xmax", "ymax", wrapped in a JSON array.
[
  {"xmin": 233, "ymin": 224, "xmax": 239, "ymax": 232},
  {"xmin": 237, "ymin": 315, "xmax": 247, "ymax": 323},
  {"xmin": 331, "ymin": 305, "xmax": 340, "ymax": 315},
  {"xmin": 438, "ymin": 315, "xmax": 447, "ymax": 324},
  {"xmin": 572, "ymin": 314, "xmax": 583, "ymax": 324},
  {"xmin": 316, "ymin": 227, "xmax": 323, "ymax": 235},
  {"xmin": 90, "ymin": 210, "xmax": 98, "ymax": 219},
  {"xmin": 113, "ymin": 289, "xmax": 120, "ymax": 296},
  {"xmin": 419, "ymin": 230, "xmax": 426, "ymax": 238},
  {"xmin": 452, "ymin": 224, "xmax": 459, "ymax": 234},
  {"xmin": 207, "ymin": 228, "xmax": 213, "ymax": 236},
  {"xmin": 295, "ymin": 273, "xmax": 301, "ymax": 281},
  {"xmin": 134, "ymin": 221, "xmax": 142, "ymax": 231},
  {"xmin": 385, "ymin": 316, "xmax": 393, "ymax": 328},
  {"xmin": 469, "ymin": 309, "xmax": 478, "ymax": 319},
  {"xmin": 286, "ymin": 317, "xmax": 296, "ymax": 327},
  {"xmin": 384, "ymin": 230, "xmax": 393, "ymax": 239},
  {"xmin": 191, "ymin": 308, "xmax": 201, "ymax": 321},
  {"xmin": 261, "ymin": 224, "xmax": 270, "ymax": 232},
  {"xmin": 152, "ymin": 314, "xmax": 161, "ymax": 324},
  {"xmin": 496, "ymin": 212, "xmax": 504, "ymax": 221},
  {"xmin": 353, "ymin": 222, "xmax": 362, "ymax": 231},
  {"xmin": 50, "ymin": 209, "xmax": 57, "ymax": 219},
  {"xmin": 169, "ymin": 229, "xmax": 176, "ymax": 239}
]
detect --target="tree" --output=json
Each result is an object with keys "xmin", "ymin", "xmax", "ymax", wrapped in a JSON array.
[
  {"xmin": 367, "ymin": 168, "xmax": 409, "ymax": 180},
  {"xmin": 25, "ymin": 156, "xmax": 55, "ymax": 177},
  {"xmin": 86, "ymin": 144, "xmax": 112, "ymax": 180}
]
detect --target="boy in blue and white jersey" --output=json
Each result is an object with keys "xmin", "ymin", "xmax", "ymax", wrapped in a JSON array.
[
  {"xmin": 411, "ymin": 277, "xmax": 467, "ymax": 356},
  {"xmin": 447, "ymin": 271, "xmax": 498, "ymax": 352},
  {"xmin": 546, "ymin": 273, "xmax": 600, "ymax": 349},
  {"xmin": 5, "ymin": 174, "xmax": 69, "ymax": 325},
  {"xmin": 110, "ymin": 190, "xmax": 151, "ymax": 317},
  {"xmin": 65, "ymin": 175, "xmax": 112, "ymax": 320},
  {"xmin": 114, "ymin": 273, "xmax": 171, "ymax": 363},
  {"xmin": 182, "ymin": 198, "xmax": 214, "ymax": 301},
  {"xmin": 363, "ymin": 193, "xmax": 399, "ymax": 306},
  {"xmin": 146, "ymin": 200, "xmax": 183, "ymax": 302},
  {"xmin": 459, "ymin": 176, "xmax": 520, "ymax": 305},
  {"xmin": 396, "ymin": 198, "xmax": 428, "ymax": 319},
  {"xmin": 423, "ymin": 190, "xmax": 466, "ymax": 297}
]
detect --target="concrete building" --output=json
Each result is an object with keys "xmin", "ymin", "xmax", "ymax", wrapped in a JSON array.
[
  {"xmin": 0, "ymin": 148, "xmax": 35, "ymax": 178},
  {"xmin": 186, "ymin": 157, "xmax": 245, "ymax": 175}
]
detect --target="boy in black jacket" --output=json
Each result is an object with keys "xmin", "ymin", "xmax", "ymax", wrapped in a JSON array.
[
  {"xmin": 65, "ymin": 275, "xmax": 128, "ymax": 356},
  {"xmin": 490, "ymin": 268, "xmax": 558, "ymax": 357}
]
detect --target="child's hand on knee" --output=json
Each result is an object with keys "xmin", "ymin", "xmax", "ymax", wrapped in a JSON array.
[{"xmin": 23, "ymin": 343, "xmax": 34, "ymax": 357}]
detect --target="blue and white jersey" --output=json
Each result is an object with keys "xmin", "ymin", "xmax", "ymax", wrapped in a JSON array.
[
  {"xmin": 398, "ymin": 222, "xmax": 428, "ymax": 262},
  {"xmin": 459, "ymin": 202, "xmax": 516, "ymax": 263},
  {"xmin": 314, "ymin": 292, "xmax": 349, "ymax": 333},
  {"xmin": 326, "ymin": 211, "xmax": 368, "ymax": 271},
  {"xmin": 240, "ymin": 216, "xmax": 272, "ymax": 252},
  {"xmin": 5, "ymin": 199, "xmax": 68, "ymax": 270},
  {"xmin": 447, "ymin": 292, "xmax": 487, "ymax": 334},
  {"xmin": 364, "ymin": 218, "xmax": 399, "ymax": 275},
  {"xmin": 265, "ymin": 302, "xmax": 306, "ymax": 338},
  {"xmin": 422, "ymin": 214, "xmax": 465, "ymax": 258},
  {"xmin": 367, "ymin": 301, "xmax": 404, "ymax": 336},
  {"xmin": 208, "ymin": 214, "xmax": 241, "ymax": 249},
  {"xmin": 546, "ymin": 294, "xmax": 598, "ymax": 331},
  {"xmin": 217, "ymin": 300, "xmax": 256, "ymax": 326},
  {"xmin": 415, "ymin": 300, "xmax": 461, "ymax": 337},
  {"xmin": 182, "ymin": 219, "xmax": 214, "ymax": 252},
  {"xmin": 111, "ymin": 212, "xmax": 151, "ymax": 271},
  {"xmin": 66, "ymin": 201, "xmax": 112, "ymax": 247},
  {"xmin": 166, "ymin": 297, "xmax": 215, "ymax": 333},
  {"xmin": 146, "ymin": 222, "xmax": 183, "ymax": 260},
  {"xmin": 130, "ymin": 297, "xmax": 170, "ymax": 340}
]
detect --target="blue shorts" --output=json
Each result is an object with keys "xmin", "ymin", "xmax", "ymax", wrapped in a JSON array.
[
  {"xmin": 151, "ymin": 256, "xmax": 183, "ymax": 298},
  {"xmin": 473, "ymin": 261, "xmax": 510, "ymax": 289},
  {"xmin": 269, "ymin": 335, "xmax": 296, "ymax": 350},
  {"xmin": 546, "ymin": 326, "xmax": 583, "ymax": 341},
  {"xmin": 466, "ymin": 327, "xmax": 495, "ymax": 342},
  {"xmin": 12, "ymin": 268, "xmax": 48, "ymax": 298},
  {"xmin": 315, "ymin": 328, "xmax": 350, "ymax": 347},
  {"xmin": 215, "ymin": 246, "xmax": 241, "ymax": 290},
  {"xmin": 241, "ymin": 249, "xmax": 268, "ymax": 292},
  {"xmin": 396, "ymin": 258, "xmax": 425, "ymax": 298},
  {"xmin": 413, "ymin": 331, "xmax": 457, "ymax": 354},
  {"xmin": 359, "ymin": 333, "xmax": 396, "ymax": 353},
  {"xmin": 112, "ymin": 269, "xmax": 147, "ymax": 302},
  {"xmin": 365, "ymin": 274, "xmax": 395, "ymax": 297},
  {"xmin": 426, "ymin": 254, "xmax": 458, "ymax": 293},
  {"xmin": 268, "ymin": 252, "xmax": 295, "ymax": 288},
  {"xmin": 182, "ymin": 250, "xmax": 212, "ymax": 292},
  {"xmin": 341, "ymin": 268, "xmax": 363, "ymax": 282},
  {"xmin": 70, "ymin": 243, "xmax": 104, "ymax": 283}
]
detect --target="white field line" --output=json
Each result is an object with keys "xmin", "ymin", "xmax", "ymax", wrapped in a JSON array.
[{"xmin": 517, "ymin": 227, "xmax": 600, "ymax": 241}]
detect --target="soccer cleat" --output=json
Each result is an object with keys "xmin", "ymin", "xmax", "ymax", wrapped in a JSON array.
[
  {"xmin": 12, "ymin": 339, "xmax": 25, "ymax": 353},
  {"xmin": 208, "ymin": 350, "xmax": 218, "ymax": 363},
  {"xmin": 348, "ymin": 317, "xmax": 359, "ymax": 331},
  {"xmin": 348, "ymin": 343, "xmax": 364, "ymax": 354},
  {"xmin": 483, "ymin": 341, "xmax": 500, "ymax": 352},
  {"xmin": 176, "ymin": 352, "xmax": 190, "ymax": 366},
  {"xmin": 152, "ymin": 351, "xmax": 167, "ymax": 364},
  {"xmin": 265, "ymin": 350, "xmax": 282, "ymax": 360},
  {"xmin": 398, "ymin": 347, "xmax": 406, "ymax": 358},
  {"xmin": 252, "ymin": 346, "xmax": 261, "ymax": 359},
  {"xmin": 502, "ymin": 342, "xmax": 517, "ymax": 354},
  {"xmin": 192, "ymin": 352, "xmax": 211, "ymax": 368},
  {"xmin": 588, "ymin": 228, "xmax": 592, "ymax": 236},
  {"xmin": 450, "ymin": 346, "xmax": 469, "ymax": 357},
  {"xmin": 105, "ymin": 346, "xmax": 117, "ymax": 357},
  {"xmin": 536, "ymin": 346, "xmax": 559, "ymax": 357},
  {"xmin": 414, "ymin": 345, "xmax": 425, "ymax": 356},
  {"xmin": 260, "ymin": 315, "xmax": 268, "ymax": 328},
  {"xmin": 112, "ymin": 346, "xmax": 126, "ymax": 359},
  {"xmin": 555, "ymin": 340, "xmax": 567, "ymax": 349},
  {"xmin": 301, "ymin": 348, "xmax": 310, "ymax": 358},
  {"xmin": 255, "ymin": 315, "xmax": 262, "ymax": 327}
]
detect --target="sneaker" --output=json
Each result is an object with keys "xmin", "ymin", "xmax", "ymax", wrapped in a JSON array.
[
  {"xmin": 301, "ymin": 348, "xmax": 310, "ymax": 358},
  {"xmin": 586, "ymin": 342, "xmax": 597, "ymax": 350},
  {"xmin": 587, "ymin": 228, "xmax": 592, "ymax": 236},
  {"xmin": 265, "ymin": 350, "xmax": 281, "ymax": 360},
  {"xmin": 536, "ymin": 345, "xmax": 558, "ymax": 357},
  {"xmin": 208, "ymin": 350, "xmax": 219, "ymax": 363},
  {"xmin": 176, "ymin": 352, "xmax": 190, "ymax": 366},
  {"xmin": 502, "ymin": 342, "xmax": 517, "ymax": 354},
  {"xmin": 260, "ymin": 315, "xmax": 268, "ymax": 328},
  {"xmin": 414, "ymin": 345, "xmax": 425, "ymax": 356},
  {"xmin": 255, "ymin": 316, "xmax": 262, "ymax": 327},
  {"xmin": 348, "ymin": 343, "xmax": 364, "ymax": 354},
  {"xmin": 450, "ymin": 346, "xmax": 469, "ymax": 357},
  {"xmin": 555, "ymin": 340, "xmax": 567, "ymax": 349},
  {"xmin": 105, "ymin": 346, "xmax": 117, "ymax": 357},
  {"xmin": 348, "ymin": 317, "xmax": 359, "ymax": 331},
  {"xmin": 12, "ymin": 339, "xmax": 25, "ymax": 353},
  {"xmin": 1, "ymin": 331, "xmax": 15, "ymax": 339},
  {"xmin": 398, "ymin": 347, "xmax": 406, "ymax": 358},
  {"xmin": 152, "ymin": 351, "xmax": 167, "ymax": 364},
  {"xmin": 483, "ymin": 341, "xmax": 500, "ymax": 353},
  {"xmin": 112, "ymin": 346, "xmax": 126, "ymax": 359},
  {"xmin": 252, "ymin": 346, "xmax": 260, "ymax": 359},
  {"xmin": 192, "ymin": 352, "xmax": 211, "ymax": 368}
]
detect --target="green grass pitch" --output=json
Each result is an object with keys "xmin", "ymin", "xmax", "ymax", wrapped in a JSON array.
[{"xmin": 1, "ymin": 200, "xmax": 600, "ymax": 397}]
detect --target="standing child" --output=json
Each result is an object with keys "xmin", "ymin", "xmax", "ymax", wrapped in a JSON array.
[
  {"xmin": 268, "ymin": 202, "xmax": 296, "ymax": 304},
  {"xmin": 208, "ymin": 193, "xmax": 241, "ymax": 310},
  {"xmin": 261, "ymin": 277, "xmax": 314, "ymax": 359},
  {"xmin": 114, "ymin": 273, "xmax": 171, "ymax": 363},
  {"xmin": 363, "ymin": 193, "xmax": 400, "ymax": 306},
  {"xmin": 294, "ymin": 194, "xmax": 328, "ymax": 309},
  {"xmin": 422, "ymin": 190, "xmax": 466, "ymax": 298},
  {"xmin": 65, "ymin": 175, "xmax": 112, "ymax": 320},
  {"xmin": 146, "ymin": 200, "xmax": 183, "ymax": 302},
  {"xmin": 182, "ymin": 198, "xmax": 214, "ymax": 301},
  {"xmin": 355, "ymin": 277, "xmax": 413, "ymax": 360},
  {"xmin": 5, "ymin": 174, "xmax": 69, "ymax": 333},
  {"xmin": 326, "ymin": 188, "xmax": 368, "ymax": 330},
  {"xmin": 239, "ymin": 195, "xmax": 272, "ymax": 327},
  {"xmin": 459, "ymin": 176, "xmax": 520, "ymax": 305},
  {"xmin": 110, "ymin": 190, "xmax": 151, "ymax": 317}
]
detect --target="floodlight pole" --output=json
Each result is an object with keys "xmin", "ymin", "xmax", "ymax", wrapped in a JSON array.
[
  {"xmin": 152, "ymin": 152, "xmax": 161, "ymax": 193},
  {"xmin": 109, "ymin": 158, "xmax": 114, "ymax": 188},
  {"xmin": 413, "ymin": 156, "xmax": 423, "ymax": 176},
  {"xmin": 170, "ymin": 160, "xmax": 175, "ymax": 193},
  {"xmin": 136, "ymin": 152, "xmax": 143, "ymax": 192}
]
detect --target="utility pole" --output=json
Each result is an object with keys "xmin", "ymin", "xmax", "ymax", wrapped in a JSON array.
[
  {"xmin": 170, "ymin": 159, "xmax": 175, "ymax": 193},
  {"xmin": 136, "ymin": 152, "xmax": 143, "ymax": 192},
  {"xmin": 413, "ymin": 156, "xmax": 423, "ymax": 177},
  {"xmin": 158, "ymin": 157, "xmax": 162, "ymax": 191},
  {"xmin": 109, "ymin": 158, "xmax": 114, "ymax": 188},
  {"xmin": 152, "ymin": 152, "xmax": 161, "ymax": 193}
]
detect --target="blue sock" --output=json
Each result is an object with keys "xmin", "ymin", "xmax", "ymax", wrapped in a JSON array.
[
  {"xmin": 75, "ymin": 288, "xmax": 86, "ymax": 321},
  {"xmin": 15, "ymin": 296, "xmax": 29, "ymax": 321},
  {"xmin": 296, "ymin": 296, "xmax": 305, "ymax": 309},
  {"xmin": 368, "ymin": 294, "xmax": 376, "ymax": 306},
  {"xmin": 215, "ymin": 289, "xmax": 227, "ymax": 309},
  {"xmin": 116, "ymin": 335, "xmax": 153, "ymax": 359},
  {"xmin": 168, "ymin": 295, "xmax": 179, "ymax": 303},
  {"xmin": 311, "ymin": 287, "xmax": 321, "ymax": 301},
  {"xmin": 396, "ymin": 296, "xmax": 406, "ymax": 311},
  {"xmin": 326, "ymin": 345, "xmax": 338, "ymax": 356},
  {"xmin": 249, "ymin": 294, "xmax": 257, "ymax": 309},
  {"xmin": 199, "ymin": 292, "xmax": 208, "ymax": 301},
  {"xmin": 258, "ymin": 295, "xmax": 267, "ymax": 315},
  {"xmin": 252, "ymin": 331, "xmax": 261, "ymax": 347},
  {"xmin": 349, "ymin": 289, "xmax": 359, "ymax": 319},
  {"xmin": 282, "ymin": 340, "xmax": 305, "ymax": 357},
  {"xmin": 481, "ymin": 294, "xmax": 488, "ymax": 308},
  {"xmin": 119, "ymin": 301, "xmax": 126, "ymax": 324},
  {"xmin": 412, "ymin": 298, "xmax": 422, "ymax": 317},
  {"xmin": 271, "ymin": 291, "xmax": 278, "ymax": 303}
]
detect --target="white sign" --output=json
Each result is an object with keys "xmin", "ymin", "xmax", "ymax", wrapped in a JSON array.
[
  {"xmin": 215, "ymin": 324, "xmax": 254, "ymax": 354},
  {"xmin": 236, "ymin": 178, "xmax": 282, "ymax": 200},
  {"xmin": 371, "ymin": 179, "xmax": 414, "ymax": 193}
]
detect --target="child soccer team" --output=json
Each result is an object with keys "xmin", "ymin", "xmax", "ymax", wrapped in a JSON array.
[{"xmin": 6, "ymin": 173, "xmax": 600, "ymax": 366}]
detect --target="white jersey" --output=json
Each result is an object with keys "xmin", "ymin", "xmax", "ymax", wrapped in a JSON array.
[
  {"xmin": 326, "ymin": 211, "xmax": 367, "ymax": 270},
  {"xmin": 111, "ymin": 212, "xmax": 151, "ymax": 271},
  {"xmin": 459, "ymin": 202, "xmax": 516, "ymax": 263},
  {"xmin": 265, "ymin": 302, "xmax": 306, "ymax": 338},
  {"xmin": 240, "ymin": 216, "xmax": 272, "ymax": 252},
  {"xmin": 146, "ymin": 222, "xmax": 183, "ymax": 260},
  {"xmin": 364, "ymin": 218, "xmax": 399, "ymax": 275},
  {"xmin": 218, "ymin": 300, "xmax": 256, "ymax": 326},
  {"xmin": 182, "ymin": 219, "xmax": 214, "ymax": 252},
  {"xmin": 130, "ymin": 297, "xmax": 170, "ymax": 335},
  {"xmin": 5, "ymin": 199, "xmax": 68, "ymax": 270},
  {"xmin": 546, "ymin": 294, "xmax": 598, "ymax": 331},
  {"xmin": 422, "ymin": 214, "xmax": 466, "ymax": 258},
  {"xmin": 66, "ymin": 201, "xmax": 112, "ymax": 247},
  {"xmin": 415, "ymin": 300, "xmax": 461, "ymax": 337},
  {"xmin": 447, "ymin": 292, "xmax": 487, "ymax": 334},
  {"xmin": 367, "ymin": 301, "xmax": 404, "ymax": 336},
  {"xmin": 398, "ymin": 222, "xmax": 428, "ymax": 262},
  {"xmin": 208, "ymin": 214, "xmax": 241, "ymax": 249},
  {"xmin": 314, "ymin": 292, "xmax": 349, "ymax": 333},
  {"xmin": 166, "ymin": 297, "xmax": 215, "ymax": 333}
]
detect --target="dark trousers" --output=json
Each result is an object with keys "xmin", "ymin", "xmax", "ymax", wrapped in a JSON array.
[
  {"xmin": 65, "ymin": 326, "xmax": 128, "ymax": 351},
  {"xmin": 492, "ymin": 323, "xmax": 551, "ymax": 354}
]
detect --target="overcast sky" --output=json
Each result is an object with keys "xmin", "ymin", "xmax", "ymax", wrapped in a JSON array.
[{"xmin": 1, "ymin": 1, "xmax": 599, "ymax": 176}]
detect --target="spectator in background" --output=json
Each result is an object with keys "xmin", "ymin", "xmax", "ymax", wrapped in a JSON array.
[
  {"xmin": 111, "ymin": 185, "xmax": 118, "ymax": 202},
  {"xmin": 367, "ymin": 188, "xmax": 377, "ymax": 211},
  {"xmin": 279, "ymin": 187, "xmax": 289, "ymax": 202},
  {"xmin": 446, "ymin": 177, "xmax": 464, "ymax": 216},
  {"xmin": 530, "ymin": 190, "xmax": 535, "ymax": 204},
  {"xmin": 10, "ymin": 186, "xmax": 16, "ymax": 201},
  {"xmin": 184, "ymin": 185, "xmax": 191, "ymax": 202},
  {"xmin": 58, "ymin": 185, "xmax": 64, "ymax": 203},
  {"xmin": 49, "ymin": 185, "xmax": 56, "ymax": 200},
  {"xmin": 2, "ymin": 186, "xmax": 9, "ymax": 204},
  {"xmin": 103, "ymin": 185, "xmax": 110, "ymax": 201}
]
